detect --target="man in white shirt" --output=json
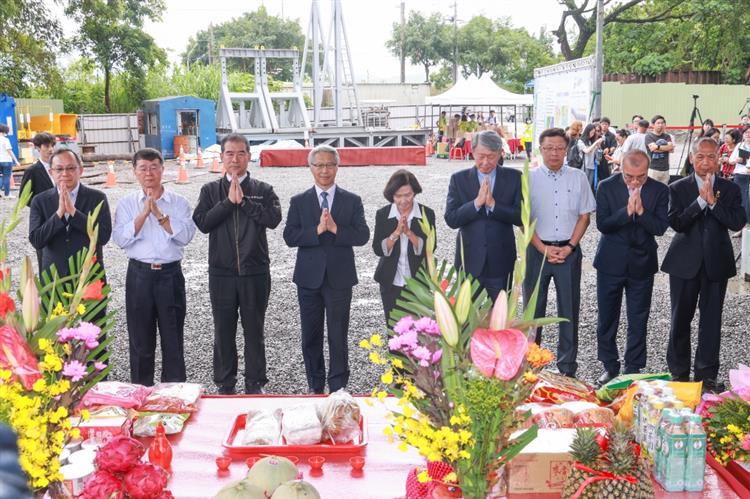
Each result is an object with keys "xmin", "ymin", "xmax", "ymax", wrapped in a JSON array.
[
  {"xmin": 113, "ymin": 148, "xmax": 196, "ymax": 386},
  {"xmin": 621, "ymin": 119, "xmax": 650, "ymax": 155}
]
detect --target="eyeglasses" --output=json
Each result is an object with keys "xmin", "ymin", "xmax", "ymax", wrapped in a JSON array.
[
  {"xmin": 135, "ymin": 165, "xmax": 162, "ymax": 172},
  {"xmin": 51, "ymin": 166, "xmax": 78, "ymax": 174},
  {"xmin": 541, "ymin": 146, "xmax": 566, "ymax": 153},
  {"xmin": 223, "ymin": 152, "xmax": 248, "ymax": 159},
  {"xmin": 312, "ymin": 163, "xmax": 337, "ymax": 169}
]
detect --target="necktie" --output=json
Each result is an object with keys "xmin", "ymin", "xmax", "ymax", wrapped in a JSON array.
[{"xmin": 320, "ymin": 191, "xmax": 329, "ymax": 210}]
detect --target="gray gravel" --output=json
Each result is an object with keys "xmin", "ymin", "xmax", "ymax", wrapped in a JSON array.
[{"xmin": 3, "ymin": 156, "xmax": 749, "ymax": 394}]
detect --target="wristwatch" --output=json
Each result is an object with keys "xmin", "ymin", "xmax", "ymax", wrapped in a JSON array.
[
  {"xmin": 389, "ymin": 234, "xmax": 399, "ymax": 242},
  {"xmin": 157, "ymin": 213, "xmax": 169, "ymax": 224},
  {"xmin": 566, "ymin": 243, "xmax": 577, "ymax": 252}
]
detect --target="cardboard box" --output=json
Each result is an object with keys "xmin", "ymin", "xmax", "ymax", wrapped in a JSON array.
[{"xmin": 508, "ymin": 429, "xmax": 575, "ymax": 494}]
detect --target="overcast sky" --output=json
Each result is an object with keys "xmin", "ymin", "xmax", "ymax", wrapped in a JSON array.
[{"xmin": 56, "ymin": 0, "xmax": 565, "ymax": 82}]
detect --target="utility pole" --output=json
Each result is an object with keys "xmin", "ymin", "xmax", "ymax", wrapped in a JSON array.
[
  {"xmin": 451, "ymin": 2, "xmax": 458, "ymax": 84},
  {"xmin": 399, "ymin": 1, "xmax": 405, "ymax": 84},
  {"xmin": 208, "ymin": 23, "xmax": 214, "ymax": 65},
  {"xmin": 593, "ymin": 0, "xmax": 604, "ymax": 119}
]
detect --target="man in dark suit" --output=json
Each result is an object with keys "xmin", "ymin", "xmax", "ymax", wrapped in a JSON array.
[
  {"xmin": 20, "ymin": 132, "xmax": 56, "ymax": 273},
  {"xmin": 662, "ymin": 137, "xmax": 746, "ymax": 392},
  {"xmin": 29, "ymin": 148, "xmax": 112, "ymax": 279},
  {"xmin": 594, "ymin": 150, "xmax": 669, "ymax": 386},
  {"xmin": 445, "ymin": 130, "xmax": 521, "ymax": 300},
  {"xmin": 283, "ymin": 145, "xmax": 370, "ymax": 394}
]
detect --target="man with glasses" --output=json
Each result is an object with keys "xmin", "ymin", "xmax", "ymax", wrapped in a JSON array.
[
  {"xmin": 113, "ymin": 148, "xmax": 196, "ymax": 386},
  {"xmin": 193, "ymin": 134, "xmax": 282, "ymax": 395},
  {"xmin": 29, "ymin": 148, "xmax": 112, "ymax": 279},
  {"xmin": 523, "ymin": 128, "xmax": 596, "ymax": 378},
  {"xmin": 661, "ymin": 137, "xmax": 745, "ymax": 393},
  {"xmin": 593, "ymin": 150, "xmax": 669, "ymax": 386},
  {"xmin": 445, "ymin": 130, "xmax": 521, "ymax": 300},
  {"xmin": 283, "ymin": 145, "xmax": 369, "ymax": 394}
]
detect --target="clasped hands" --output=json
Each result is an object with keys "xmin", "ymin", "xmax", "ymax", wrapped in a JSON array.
[
  {"xmin": 389, "ymin": 214, "xmax": 413, "ymax": 241},
  {"xmin": 545, "ymin": 245, "xmax": 571, "ymax": 264},
  {"xmin": 626, "ymin": 187, "xmax": 645, "ymax": 217},
  {"xmin": 698, "ymin": 173, "xmax": 716, "ymax": 206},
  {"xmin": 56, "ymin": 187, "xmax": 77, "ymax": 219},
  {"xmin": 474, "ymin": 176, "xmax": 495, "ymax": 210},
  {"xmin": 317, "ymin": 208, "xmax": 338, "ymax": 235},
  {"xmin": 140, "ymin": 188, "xmax": 165, "ymax": 220}
]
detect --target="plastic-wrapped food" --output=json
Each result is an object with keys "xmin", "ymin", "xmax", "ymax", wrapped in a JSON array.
[
  {"xmin": 139, "ymin": 383, "xmax": 202, "ymax": 413},
  {"xmin": 595, "ymin": 373, "xmax": 671, "ymax": 402},
  {"xmin": 573, "ymin": 407, "xmax": 616, "ymax": 428},
  {"xmin": 80, "ymin": 382, "xmax": 152, "ymax": 409},
  {"xmin": 318, "ymin": 389, "xmax": 362, "ymax": 444},
  {"xmin": 282, "ymin": 405, "xmax": 323, "ymax": 445},
  {"xmin": 242, "ymin": 409, "xmax": 282, "ymax": 445},
  {"xmin": 132, "ymin": 412, "xmax": 190, "ymax": 437},
  {"xmin": 531, "ymin": 406, "xmax": 575, "ymax": 429},
  {"xmin": 529, "ymin": 371, "xmax": 598, "ymax": 404}
]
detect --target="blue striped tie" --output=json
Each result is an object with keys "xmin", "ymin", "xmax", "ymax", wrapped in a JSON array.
[{"xmin": 320, "ymin": 191, "xmax": 329, "ymax": 210}]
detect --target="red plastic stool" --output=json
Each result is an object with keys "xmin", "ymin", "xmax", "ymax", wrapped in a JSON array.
[{"xmin": 449, "ymin": 146, "xmax": 464, "ymax": 160}]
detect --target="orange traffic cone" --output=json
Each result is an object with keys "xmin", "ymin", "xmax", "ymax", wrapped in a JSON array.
[
  {"xmin": 210, "ymin": 157, "xmax": 221, "ymax": 173},
  {"xmin": 196, "ymin": 147, "xmax": 205, "ymax": 168},
  {"xmin": 105, "ymin": 161, "xmax": 117, "ymax": 188},
  {"xmin": 176, "ymin": 163, "xmax": 189, "ymax": 184},
  {"xmin": 178, "ymin": 145, "xmax": 185, "ymax": 164},
  {"xmin": 425, "ymin": 141, "xmax": 434, "ymax": 156}
]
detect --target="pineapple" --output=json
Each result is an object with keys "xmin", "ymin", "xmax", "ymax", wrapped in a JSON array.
[
  {"xmin": 562, "ymin": 427, "xmax": 602, "ymax": 499},
  {"xmin": 601, "ymin": 423, "xmax": 640, "ymax": 498},
  {"xmin": 634, "ymin": 459, "xmax": 656, "ymax": 498}
]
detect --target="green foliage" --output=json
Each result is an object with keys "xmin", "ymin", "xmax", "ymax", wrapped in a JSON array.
[
  {"xmin": 183, "ymin": 6, "xmax": 305, "ymax": 81},
  {"xmin": 386, "ymin": 11, "xmax": 452, "ymax": 82}
]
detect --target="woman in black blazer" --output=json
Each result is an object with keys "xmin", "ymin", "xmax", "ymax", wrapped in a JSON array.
[{"xmin": 372, "ymin": 169, "xmax": 435, "ymax": 326}]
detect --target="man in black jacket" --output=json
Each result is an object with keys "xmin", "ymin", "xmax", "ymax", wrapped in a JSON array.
[
  {"xmin": 661, "ymin": 137, "xmax": 746, "ymax": 392},
  {"xmin": 283, "ymin": 145, "xmax": 370, "ymax": 394},
  {"xmin": 20, "ymin": 132, "xmax": 56, "ymax": 273},
  {"xmin": 193, "ymin": 134, "xmax": 282, "ymax": 395}
]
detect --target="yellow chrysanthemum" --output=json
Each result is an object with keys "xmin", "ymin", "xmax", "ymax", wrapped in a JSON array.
[{"xmin": 370, "ymin": 334, "xmax": 382, "ymax": 347}]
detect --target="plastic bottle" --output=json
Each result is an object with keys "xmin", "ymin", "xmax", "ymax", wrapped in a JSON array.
[
  {"xmin": 654, "ymin": 408, "xmax": 675, "ymax": 483},
  {"xmin": 659, "ymin": 413, "xmax": 687, "ymax": 492},
  {"xmin": 684, "ymin": 414, "xmax": 706, "ymax": 492},
  {"xmin": 148, "ymin": 422, "xmax": 173, "ymax": 470}
]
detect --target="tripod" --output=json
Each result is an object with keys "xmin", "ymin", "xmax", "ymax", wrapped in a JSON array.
[
  {"xmin": 679, "ymin": 95, "xmax": 703, "ymax": 176},
  {"xmin": 736, "ymin": 97, "xmax": 750, "ymax": 119}
]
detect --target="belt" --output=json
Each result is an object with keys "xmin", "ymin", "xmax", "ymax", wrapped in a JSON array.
[
  {"xmin": 541, "ymin": 239, "xmax": 571, "ymax": 247},
  {"xmin": 129, "ymin": 259, "xmax": 181, "ymax": 271}
]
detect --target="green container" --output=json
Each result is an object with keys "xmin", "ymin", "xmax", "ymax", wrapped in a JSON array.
[
  {"xmin": 658, "ymin": 413, "xmax": 687, "ymax": 492},
  {"xmin": 684, "ymin": 414, "xmax": 706, "ymax": 492}
]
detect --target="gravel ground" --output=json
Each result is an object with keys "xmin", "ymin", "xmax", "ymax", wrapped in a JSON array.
[{"xmin": 3, "ymin": 156, "xmax": 749, "ymax": 394}]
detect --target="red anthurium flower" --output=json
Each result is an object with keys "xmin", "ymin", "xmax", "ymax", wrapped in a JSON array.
[
  {"xmin": 0, "ymin": 293, "xmax": 15, "ymax": 319},
  {"xmin": 469, "ymin": 328, "xmax": 528, "ymax": 380},
  {"xmin": 439, "ymin": 279, "xmax": 449, "ymax": 293},
  {"xmin": 0, "ymin": 325, "xmax": 41, "ymax": 390},
  {"xmin": 82, "ymin": 280, "xmax": 105, "ymax": 301}
]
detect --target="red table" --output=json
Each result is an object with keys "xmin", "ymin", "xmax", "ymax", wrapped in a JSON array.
[{"xmin": 159, "ymin": 396, "xmax": 746, "ymax": 498}]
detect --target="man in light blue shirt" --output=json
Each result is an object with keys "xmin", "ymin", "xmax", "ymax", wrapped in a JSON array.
[
  {"xmin": 524, "ymin": 127, "xmax": 596, "ymax": 378},
  {"xmin": 113, "ymin": 148, "xmax": 196, "ymax": 385}
]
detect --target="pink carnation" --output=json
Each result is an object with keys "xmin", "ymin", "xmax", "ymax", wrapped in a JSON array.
[
  {"xmin": 56, "ymin": 322, "xmax": 101, "ymax": 350},
  {"xmin": 393, "ymin": 316, "xmax": 415, "ymax": 335},
  {"xmin": 94, "ymin": 362, "xmax": 107, "ymax": 371},
  {"xmin": 742, "ymin": 435, "xmax": 750, "ymax": 451},
  {"xmin": 414, "ymin": 317, "xmax": 440, "ymax": 336},
  {"xmin": 62, "ymin": 360, "xmax": 87, "ymax": 382}
]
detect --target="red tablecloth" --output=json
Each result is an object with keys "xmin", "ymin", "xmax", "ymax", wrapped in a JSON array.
[
  {"xmin": 259, "ymin": 147, "xmax": 426, "ymax": 167},
  {"xmin": 156, "ymin": 396, "xmax": 746, "ymax": 498}
]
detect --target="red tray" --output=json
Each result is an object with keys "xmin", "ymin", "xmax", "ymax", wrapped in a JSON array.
[{"xmin": 222, "ymin": 413, "xmax": 368, "ymax": 456}]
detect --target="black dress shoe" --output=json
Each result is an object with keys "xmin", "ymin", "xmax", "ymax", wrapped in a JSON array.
[
  {"xmin": 701, "ymin": 379, "xmax": 726, "ymax": 394},
  {"xmin": 671, "ymin": 375, "xmax": 690, "ymax": 382},
  {"xmin": 217, "ymin": 386, "xmax": 236, "ymax": 395},
  {"xmin": 308, "ymin": 388, "xmax": 325, "ymax": 395},
  {"xmin": 245, "ymin": 384, "xmax": 265, "ymax": 395},
  {"xmin": 596, "ymin": 370, "xmax": 618, "ymax": 387}
]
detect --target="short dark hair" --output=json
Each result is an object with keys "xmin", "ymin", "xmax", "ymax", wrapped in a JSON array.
[
  {"xmin": 49, "ymin": 147, "xmax": 82, "ymax": 167},
  {"xmin": 600, "ymin": 117, "xmax": 611, "ymax": 124},
  {"xmin": 706, "ymin": 127, "xmax": 720, "ymax": 137},
  {"xmin": 32, "ymin": 132, "xmax": 56, "ymax": 148},
  {"xmin": 703, "ymin": 118, "xmax": 715, "ymax": 127},
  {"xmin": 383, "ymin": 169, "xmax": 422, "ymax": 203},
  {"xmin": 632, "ymin": 114, "xmax": 644, "ymax": 121},
  {"xmin": 651, "ymin": 115, "xmax": 666, "ymax": 124},
  {"xmin": 727, "ymin": 128, "xmax": 742, "ymax": 144},
  {"xmin": 132, "ymin": 147, "xmax": 164, "ymax": 167},
  {"xmin": 616, "ymin": 129, "xmax": 630, "ymax": 139},
  {"xmin": 0, "ymin": 124, "xmax": 8, "ymax": 134},
  {"xmin": 220, "ymin": 133, "xmax": 249, "ymax": 152},
  {"xmin": 539, "ymin": 127, "xmax": 569, "ymax": 145},
  {"xmin": 638, "ymin": 119, "xmax": 650, "ymax": 129}
]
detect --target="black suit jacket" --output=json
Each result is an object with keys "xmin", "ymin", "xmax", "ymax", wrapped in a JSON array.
[
  {"xmin": 594, "ymin": 175, "xmax": 669, "ymax": 279},
  {"xmin": 661, "ymin": 175, "xmax": 745, "ymax": 281},
  {"xmin": 444, "ymin": 166, "xmax": 521, "ymax": 279},
  {"xmin": 283, "ymin": 186, "xmax": 370, "ymax": 289},
  {"xmin": 29, "ymin": 184, "xmax": 112, "ymax": 276},
  {"xmin": 372, "ymin": 203, "xmax": 435, "ymax": 286},
  {"xmin": 19, "ymin": 160, "xmax": 54, "ymax": 202}
]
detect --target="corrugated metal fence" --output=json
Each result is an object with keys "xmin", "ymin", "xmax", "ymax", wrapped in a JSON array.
[{"xmin": 78, "ymin": 114, "xmax": 142, "ymax": 156}]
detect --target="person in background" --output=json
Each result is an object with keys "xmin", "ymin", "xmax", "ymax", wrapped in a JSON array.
[
  {"xmin": 524, "ymin": 127, "xmax": 596, "ymax": 378},
  {"xmin": 372, "ymin": 170, "xmax": 435, "ymax": 326},
  {"xmin": 565, "ymin": 120, "xmax": 585, "ymax": 169},
  {"xmin": 685, "ymin": 118, "xmax": 717, "ymax": 175},
  {"xmin": 0, "ymin": 124, "xmax": 20, "ymax": 200},
  {"xmin": 719, "ymin": 128, "xmax": 741, "ymax": 179},
  {"xmin": 581, "ymin": 123, "xmax": 605, "ymax": 190},
  {"xmin": 630, "ymin": 115, "xmax": 645, "ymax": 133},
  {"xmin": 476, "ymin": 111, "xmax": 485, "ymax": 129},
  {"xmin": 437, "ymin": 111, "xmax": 447, "ymax": 143},
  {"xmin": 728, "ymin": 127, "xmax": 750, "ymax": 236},
  {"xmin": 645, "ymin": 115, "xmax": 674, "ymax": 184},
  {"xmin": 661, "ymin": 137, "xmax": 745, "ymax": 393},
  {"xmin": 0, "ymin": 424, "xmax": 30, "ymax": 499},
  {"xmin": 621, "ymin": 119, "xmax": 650, "ymax": 155},
  {"xmin": 741, "ymin": 114, "xmax": 750, "ymax": 127},
  {"xmin": 521, "ymin": 119, "xmax": 534, "ymax": 160},
  {"xmin": 593, "ymin": 150, "xmax": 669, "ymax": 385},
  {"xmin": 605, "ymin": 129, "xmax": 630, "ymax": 172},
  {"xmin": 446, "ymin": 114, "xmax": 460, "ymax": 146},
  {"xmin": 193, "ymin": 134, "xmax": 282, "ymax": 395},
  {"xmin": 599, "ymin": 117, "xmax": 617, "ymax": 180},
  {"xmin": 487, "ymin": 110, "xmax": 498, "ymax": 126},
  {"xmin": 113, "ymin": 148, "xmax": 196, "ymax": 386},
  {"xmin": 283, "ymin": 145, "xmax": 370, "ymax": 395},
  {"xmin": 20, "ymin": 132, "xmax": 55, "ymax": 201},
  {"xmin": 445, "ymin": 130, "xmax": 521, "ymax": 300},
  {"xmin": 705, "ymin": 128, "xmax": 721, "ymax": 142}
]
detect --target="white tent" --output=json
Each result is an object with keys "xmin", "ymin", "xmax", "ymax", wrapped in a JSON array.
[{"xmin": 426, "ymin": 74, "xmax": 533, "ymax": 106}]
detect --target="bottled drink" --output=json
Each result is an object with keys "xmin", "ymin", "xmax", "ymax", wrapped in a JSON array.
[
  {"xmin": 148, "ymin": 422, "xmax": 173, "ymax": 470},
  {"xmin": 658, "ymin": 413, "xmax": 687, "ymax": 492},
  {"xmin": 684, "ymin": 414, "xmax": 706, "ymax": 492}
]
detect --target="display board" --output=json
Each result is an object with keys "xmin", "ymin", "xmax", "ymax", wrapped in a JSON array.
[{"xmin": 532, "ymin": 56, "xmax": 595, "ymax": 147}]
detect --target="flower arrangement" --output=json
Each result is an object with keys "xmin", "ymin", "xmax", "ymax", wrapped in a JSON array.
[
  {"xmin": 703, "ymin": 392, "xmax": 750, "ymax": 465},
  {"xmin": 0, "ymin": 186, "xmax": 113, "ymax": 495},
  {"xmin": 362, "ymin": 164, "xmax": 560, "ymax": 498}
]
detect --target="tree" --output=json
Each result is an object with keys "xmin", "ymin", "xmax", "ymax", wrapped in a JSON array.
[
  {"xmin": 386, "ymin": 11, "xmax": 451, "ymax": 82},
  {"xmin": 495, "ymin": 28, "xmax": 559, "ymax": 93},
  {"xmin": 66, "ymin": 0, "xmax": 167, "ymax": 112},
  {"xmin": 183, "ymin": 6, "xmax": 305, "ymax": 81},
  {"xmin": 552, "ymin": 0, "xmax": 688, "ymax": 61},
  {"xmin": 456, "ymin": 16, "xmax": 511, "ymax": 78},
  {"xmin": 0, "ymin": 0, "xmax": 62, "ymax": 96}
]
